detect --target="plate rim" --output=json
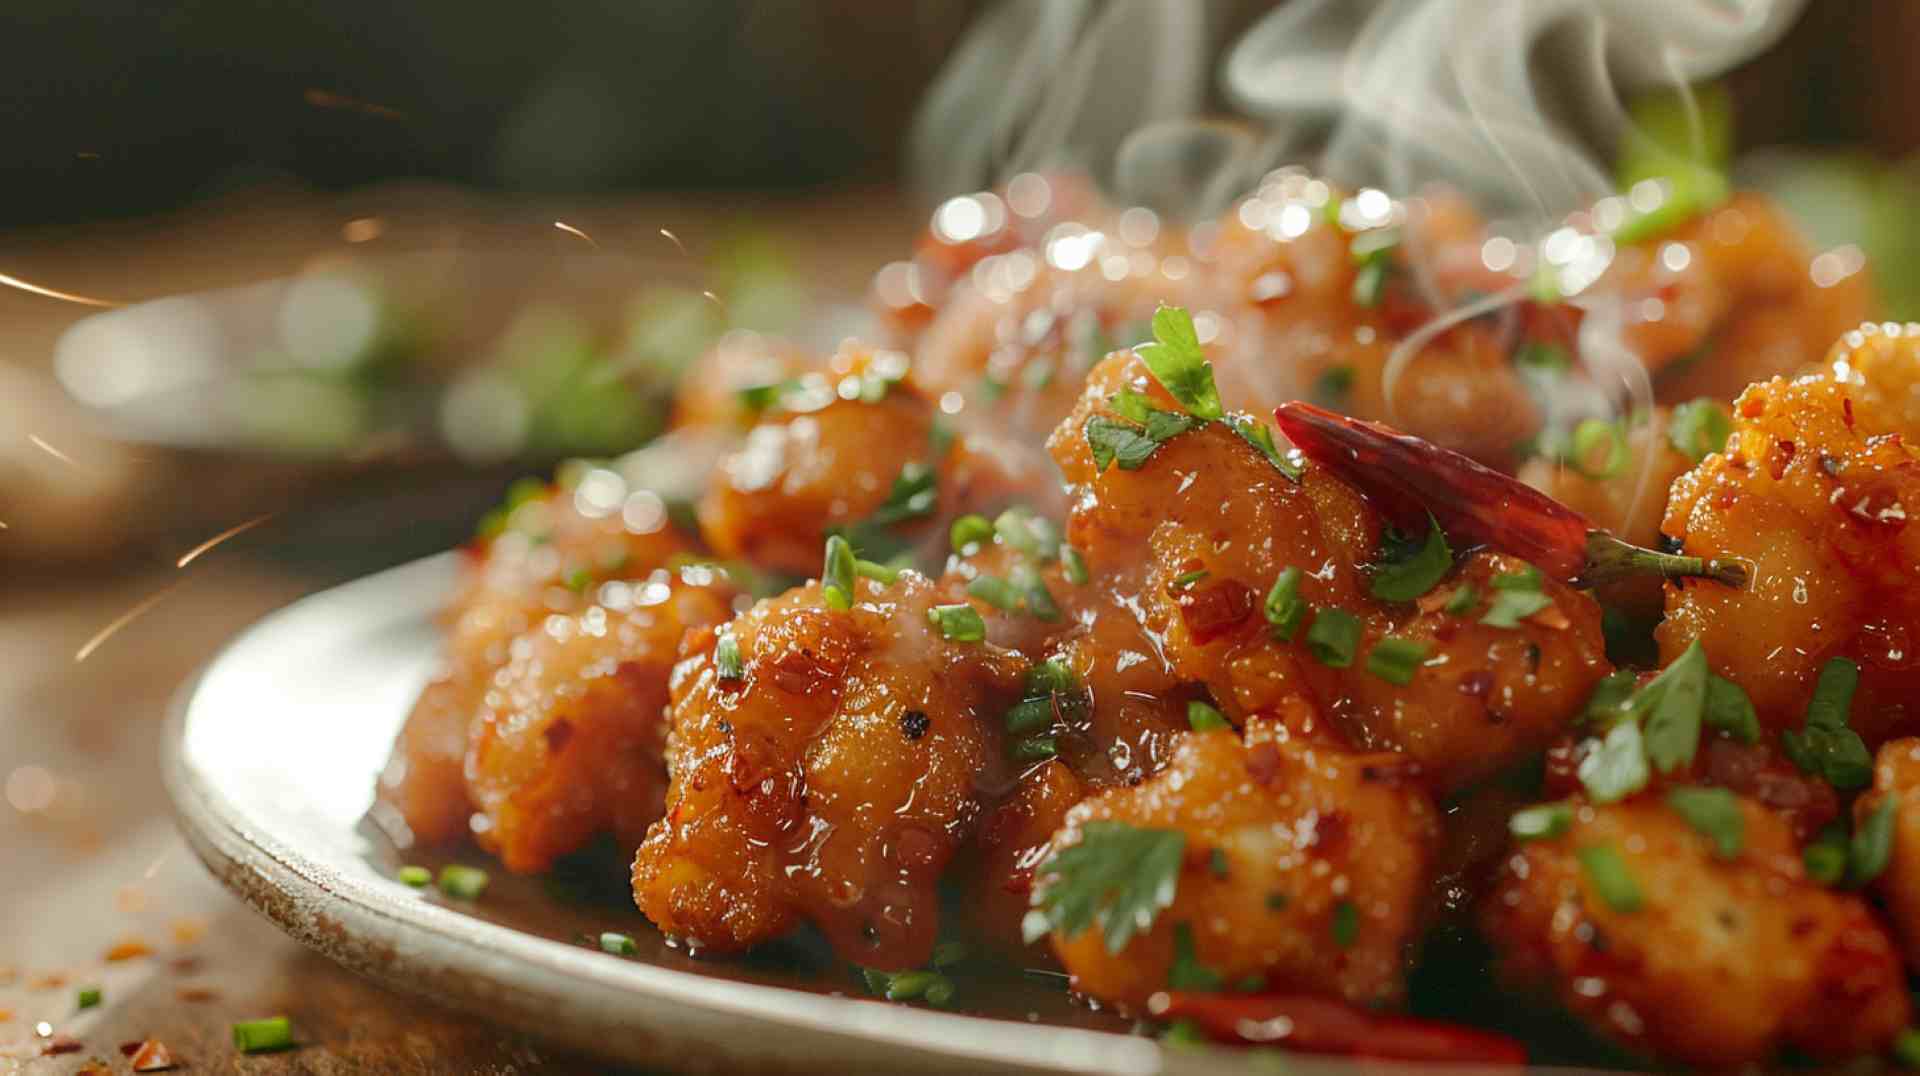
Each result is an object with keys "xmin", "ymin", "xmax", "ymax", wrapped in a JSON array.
[{"xmin": 159, "ymin": 553, "xmax": 1194, "ymax": 1076}]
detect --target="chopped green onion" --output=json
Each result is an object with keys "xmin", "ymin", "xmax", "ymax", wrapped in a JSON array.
[
  {"xmin": 1062, "ymin": 547, "xmax": 1090, "ymax": 585},
  {"xmin": 1311, "ymin": 365, "xmax": 1354, "ymax": 406},
  {"xmin": 1805, "ymin": 824, "xmax": 1849, "ymax": 886},
  {"xmin": 821, "ymin": 535, "xmax": 857, "ymax": 611},
  {"xmin": 1187, "ymin": 701, "xmax": 1231, "ymax": 732},
  {"xmin": 1491, "ymin": 566, "xmax": 1543, "ymax": 591},
  {"xmin": 563, "ymin": 567, "xmax": 594, "ymax": 594},
  {"xmin": 1004, "ymin": 697, "xmax": 1056, "ymax": 736},
  {"xmin": 1565, "ymin": 419, "xmax": 1629, "ymax": 480},
  {"xmin": 1807, "ymin": 656, "xmax": 1861, "ymax": 730},
  {"xmin": 599, "ymin": 932, "xmax": 638, "ymax": 956},
  {"xmin": 884, "ymin": 970, "xmax": 942, "ymax": 1001},
  {"xmin": 1160, "ymin": 1019, "xmax": 1208, "ymax": 1047},
  {"xmin": 1851, "ymin": 793, "xmax": 1900, "ymax": 887},
  {"xmin": 396, "ymin": 865, "xmax": 432, "ymax": 888},
  {"xmin": 1665, "ymin": 786, "xmax": 1744, "ymax": 860},
  {"xmin": 1209, "ymin": 848, "xmax": 1230, "ymax": 879},
  {"xmin": 1169, "ymin": 923, "xmax": 1225, "ymax": 991},
  {"xmin": 931, "ymin": 941, "xmax": 968, "ymax": 969},
  {"xmin": 1443, "ymin": 584, "xmax": 1479, "ymax": 616},
  {"xmin": 437, "ymin": 864, "xmax": 489, "ymax": 901},
  {"xmin": 927, "ymin": 603, "xmax": 986, "ymax": 643},
  {"xmin": 1352, "ymin": 259, "xmax": 1390, "ymax": 307},
  {"xmin": 714, "ymin": 633, "xmax": 745, "ymax": 680},
  {"xmin": 1012, "ymin": 736, "xmax": 1058, "ymax": 762},
  {"xmin": 1349, "ymin": 229, "xmax": 1399, "ymax": 309},
  {"xmin": 1266, "ymin": 892, "xmax": 1290, "ymax": 911},
  {"xmin": 1668, "ymin": 398, "xmax": 1733, "ymax": 463},
  {"xmin": 77, "ymin": 986, "xmax": 101, "ymax": 1010},
  {"xmin": 232, "ymin": 1016, "xmax": 295, "ymax": 1054},
  {"xmin": 1172, "ymin": 568, "xmax": 1210, "ymax": 590},
  {"xmin": 1305, "ymin": 608, "xmax": 1362, "ymax": 668},
  {"xmin": 1370, "ymin": 517, "xmax": 1453, "ymax": 603},
  {"xmin": 1010, "ymin": 563, "xmax": 1061, "ymax": 621},
  {"xmin": 1582, "ymin": 670, "xmax": 1639, "ymax": 727},
  {"xmin": 1579, "ymin": 720, "xmax": 1650, "ymax": 804},
  {"xmin": 1137, "ymin": 305, "xmax": 1223, "ymax": 421},
  {"xmin": 854, "ymin": 558, "xmax": 900, "ymax": 585},
  {"xmin": 967, "ymin": 574, "xmax": 1020, "ymax": 611},
  {"xmin": 1510, "ymin": 802, "xmax": 1574, "ymax": 842},
  {"xmin": 1330, "ymin": 900, "xmax": 1360, "ymax": 948},
  {"xmin": 1027, "ymin": 659, "xmax": 1076, "ymax": 697},
  {"xmin": 1576, "ymin": 844, "xmax": 1644, "ymax": 913},
  {"xmin": 1264, "ymin": 567, "xmax": 1308, "ymax": 642},
  {"xmin": 922, "ymin": 977, "xmax": 956, "ymax": 1007},
  {"xmin": 1366, "ymin": 637, "xmax": 1429, "ymax": 686},
  {"xmin": 869, "ymin": 462, "xmax": 937, "ymax": 526},
  {"xmin": 735, "ymin": 380, "xmax": 791, "ymax": 414},
  {"xmin": 1894, "ymin": 1028, "xmax": 1920, "ymax": 1069},
  {"xmin": 1514, "ymin": 342, "xmax": 1571, "ymax": 371},
  {"xmin": 950, "ymin": 514, "xmax": 994, "ymax": 555}
]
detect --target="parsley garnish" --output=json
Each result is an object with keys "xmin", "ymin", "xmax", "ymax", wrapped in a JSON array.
[
  {"xmin": 1227, "ymin": 415, "xmax": 1303, "ymax": 481},
  {"xmin": 1369, "ymin": 515, "xmax": 1452, "ymax": 602},
  {"xmin": 1366, "ymin": 637, "xmax": 1429, "ymax": 685},
  {"xmin": 1578, "ymin": 719, "xmax": 1650, "ymax": 803},
  {"xmin": 1703, "ymin": 672, "xmax": 1760, "ymax": 743},
  {"xmin": 1639, "ymin": 640, "xmax": 1709, "ymax": 774},
  {"xmin": 1666, "ymin": 786, "xmax": 1743, "ymax": 860},
  {"xmin": 1783, "ymin": 657, "xmax": 1871, "ymax": 790},
  {"xmin": 1023, "ymin": 821, "xmax": 1185, "ymax": 954},
  {"xmin": 1137, "ymin": 305, "xmax": 1223, "ymax": 420}
]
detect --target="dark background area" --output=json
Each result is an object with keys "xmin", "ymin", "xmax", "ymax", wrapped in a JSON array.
[{"xmin": 1, "ymin": 0, "xmax": 1915, "ymax": 230}]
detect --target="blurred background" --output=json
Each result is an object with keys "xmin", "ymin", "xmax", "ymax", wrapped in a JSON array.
[{"xmin": 0, "ymin": 1, "xmax": 1917, "ymax": 1067}]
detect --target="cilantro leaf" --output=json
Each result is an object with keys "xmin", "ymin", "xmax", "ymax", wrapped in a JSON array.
[
  {"xmin": 1084, "ymin": 416, "xmax": 1162, "ymax": 472},
  {"xmin": 1579, "ymin": 719, "xmax": 1650, "ymax": 804},
  {"xmin": 1023, "ymin": 821, "xmax": 1185, "ymax": 954},
  {"xmin": 1226, "ymin": 415, "xmax": 1303, "ymax": 482},
  {"xmin": 1703, "ymin": 672, "xmax": 1760, "ymax": 744},
  {"xmin": 1640, "ymin": 640, "xmax": 1709, "ymax": 774},
  {"xmin": 1370, "ymin": 515, "xmax": 1452, "ymax": 603},
  {"xmin": 1137, "ymin": 305, "xmax": 1223, "ymax": 420},
  {"xmin": 1783, "ymin": 657, "xmax": 1871, "ymax": 790}
]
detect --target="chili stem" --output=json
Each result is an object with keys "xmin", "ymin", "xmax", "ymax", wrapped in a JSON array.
[{"xmin": 1580, "ymin": 532, "xmax": 1747, "ymax": 589}]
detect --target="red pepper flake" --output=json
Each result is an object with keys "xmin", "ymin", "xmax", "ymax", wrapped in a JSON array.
[
  {"xmin": 104, "ymin": 938, "xmax": 152, "ymax": 962},
  {"xmin": 42, "ymin": 1035, "xmax": 83, "ymax": 1056},
  {"xmin": 28, "ymin": 972, "xmax": 67, "ymax": 991},
  {"xmin": 1843, "ymin": 397, "xmax": 1855, "ymax": 428},
  {"xmin": 1244, "ymin": 742, "xmax": 1282, "ymax": 785},
  {"xmin": 175, "ymin": 987, "xmax": 220, "ymax": 1003},
  {"xmin": 129, "ymin": 1039, "xmax": 177, "ymax": 1071}
]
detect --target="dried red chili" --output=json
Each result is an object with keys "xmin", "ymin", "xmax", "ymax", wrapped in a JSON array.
[{"xmin": 1273, "ymin": 401, "xmax": 1746, "ymax": 589}]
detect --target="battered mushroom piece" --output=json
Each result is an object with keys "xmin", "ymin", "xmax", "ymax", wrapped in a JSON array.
[
  {"xmin": 632, "ymin": 572, "xmax": 1025, "ymax": 969},
  {"xmin": 1042, "ymin": 718, "xmax": 1440, "ymax": 1013},
  {"xmin": 697, "ymin": 343, "xmax": 1055, "ymax": 576},
  {"xmin": 1857, "ymin": 737, "xmax": 1920, "ymax": 968},
  {"xmin": 1050, "ymin": 352, "xmax": 1610, "ymax": 792},
  {"xmin": 1658, "ymin": 326, "xmax": 1920, "ymax": 742},
  {"xmin": 376, "ymin": 479, "xmax": 699, "ymax": 847},
  {"xmin": 1484, "ymin": 796, "xmax": 1909, "ymax": 1067},
  {"xmin": 464, "ymin": 569, "xmax": 739, "ymax": 874}
]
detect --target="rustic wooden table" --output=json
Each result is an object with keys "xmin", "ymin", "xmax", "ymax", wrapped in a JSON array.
[{"xmin": 0, "ymin": 186, "xmax": 911, "ymax": 1074}]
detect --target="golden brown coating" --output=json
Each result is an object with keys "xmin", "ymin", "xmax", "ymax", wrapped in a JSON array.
[
  {"xmin": 1859, "ymin": 737, "xmax": 1920, "ymax": 968},
  {"xmin": 376, "ymin": 480, "xmax": 700, "ymax": 847},
  {"xmin": 1050, "ymin": 351, "xmax": 1611, "ymax": 792},
  {"xmin": 1658, "ymin": 325, "xmax": 1920, "ymax": 741},
  {"xmin": 1484, "ymin": 796, "xmax": 1909, "ymax": 1068},
  {"xmin": 632, "ymin": 572, "xmax": 1025, "ymax": 969},
  {"xmin": 1046, "ymin": 719, "xmax": 1440, "ymax": 1013},
  {"xmin": 695, "ymin": 343, "xmax": 1058, "ymax": 577},
  {"xmin": 962, "ymin": 759, "xmax": 1085, "ymax": 959},
  {"xmin": 464, "ymin": 570, "xmax": 739, "ymax": 874}
]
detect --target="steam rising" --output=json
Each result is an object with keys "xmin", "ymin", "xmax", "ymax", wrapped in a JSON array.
[{"xmin": 914, "ymin": 0, "xmax": 1804, "ymax": 230}]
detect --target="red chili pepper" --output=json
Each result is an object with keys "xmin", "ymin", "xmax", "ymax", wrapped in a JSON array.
[
  {"xmin": 1273, "ymin": 401, "xmax": 1746, "ymax": 589},
  {"xmin": 1151, "ymin": 991, "xmax": 1528, "ymax": 1066}
]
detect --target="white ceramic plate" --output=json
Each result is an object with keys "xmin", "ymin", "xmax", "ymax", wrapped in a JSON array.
[{"xmin": 163, "ymin": 553, "xmax": 1360, "ymax": 1075}]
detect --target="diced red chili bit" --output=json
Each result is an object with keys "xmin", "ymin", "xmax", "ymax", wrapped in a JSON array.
[
  {"xmin": 1767, "ymin": 439, "xmax": 1797, "ymax": 480},
  {"xmin": 1175, "ymin": 577, "xmax": 1257, "ymax": 646},
  {"xmin": 1843, "ymin": 396, "xmax": 1855, "ymax": 428},
  {"xmin": 1244, "ymin": 742, "xmax": 1282, "ymax": 785},
  {"xmin": 43, "ymin": 1035, "xmax": 84, "ymax": 1056}
]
